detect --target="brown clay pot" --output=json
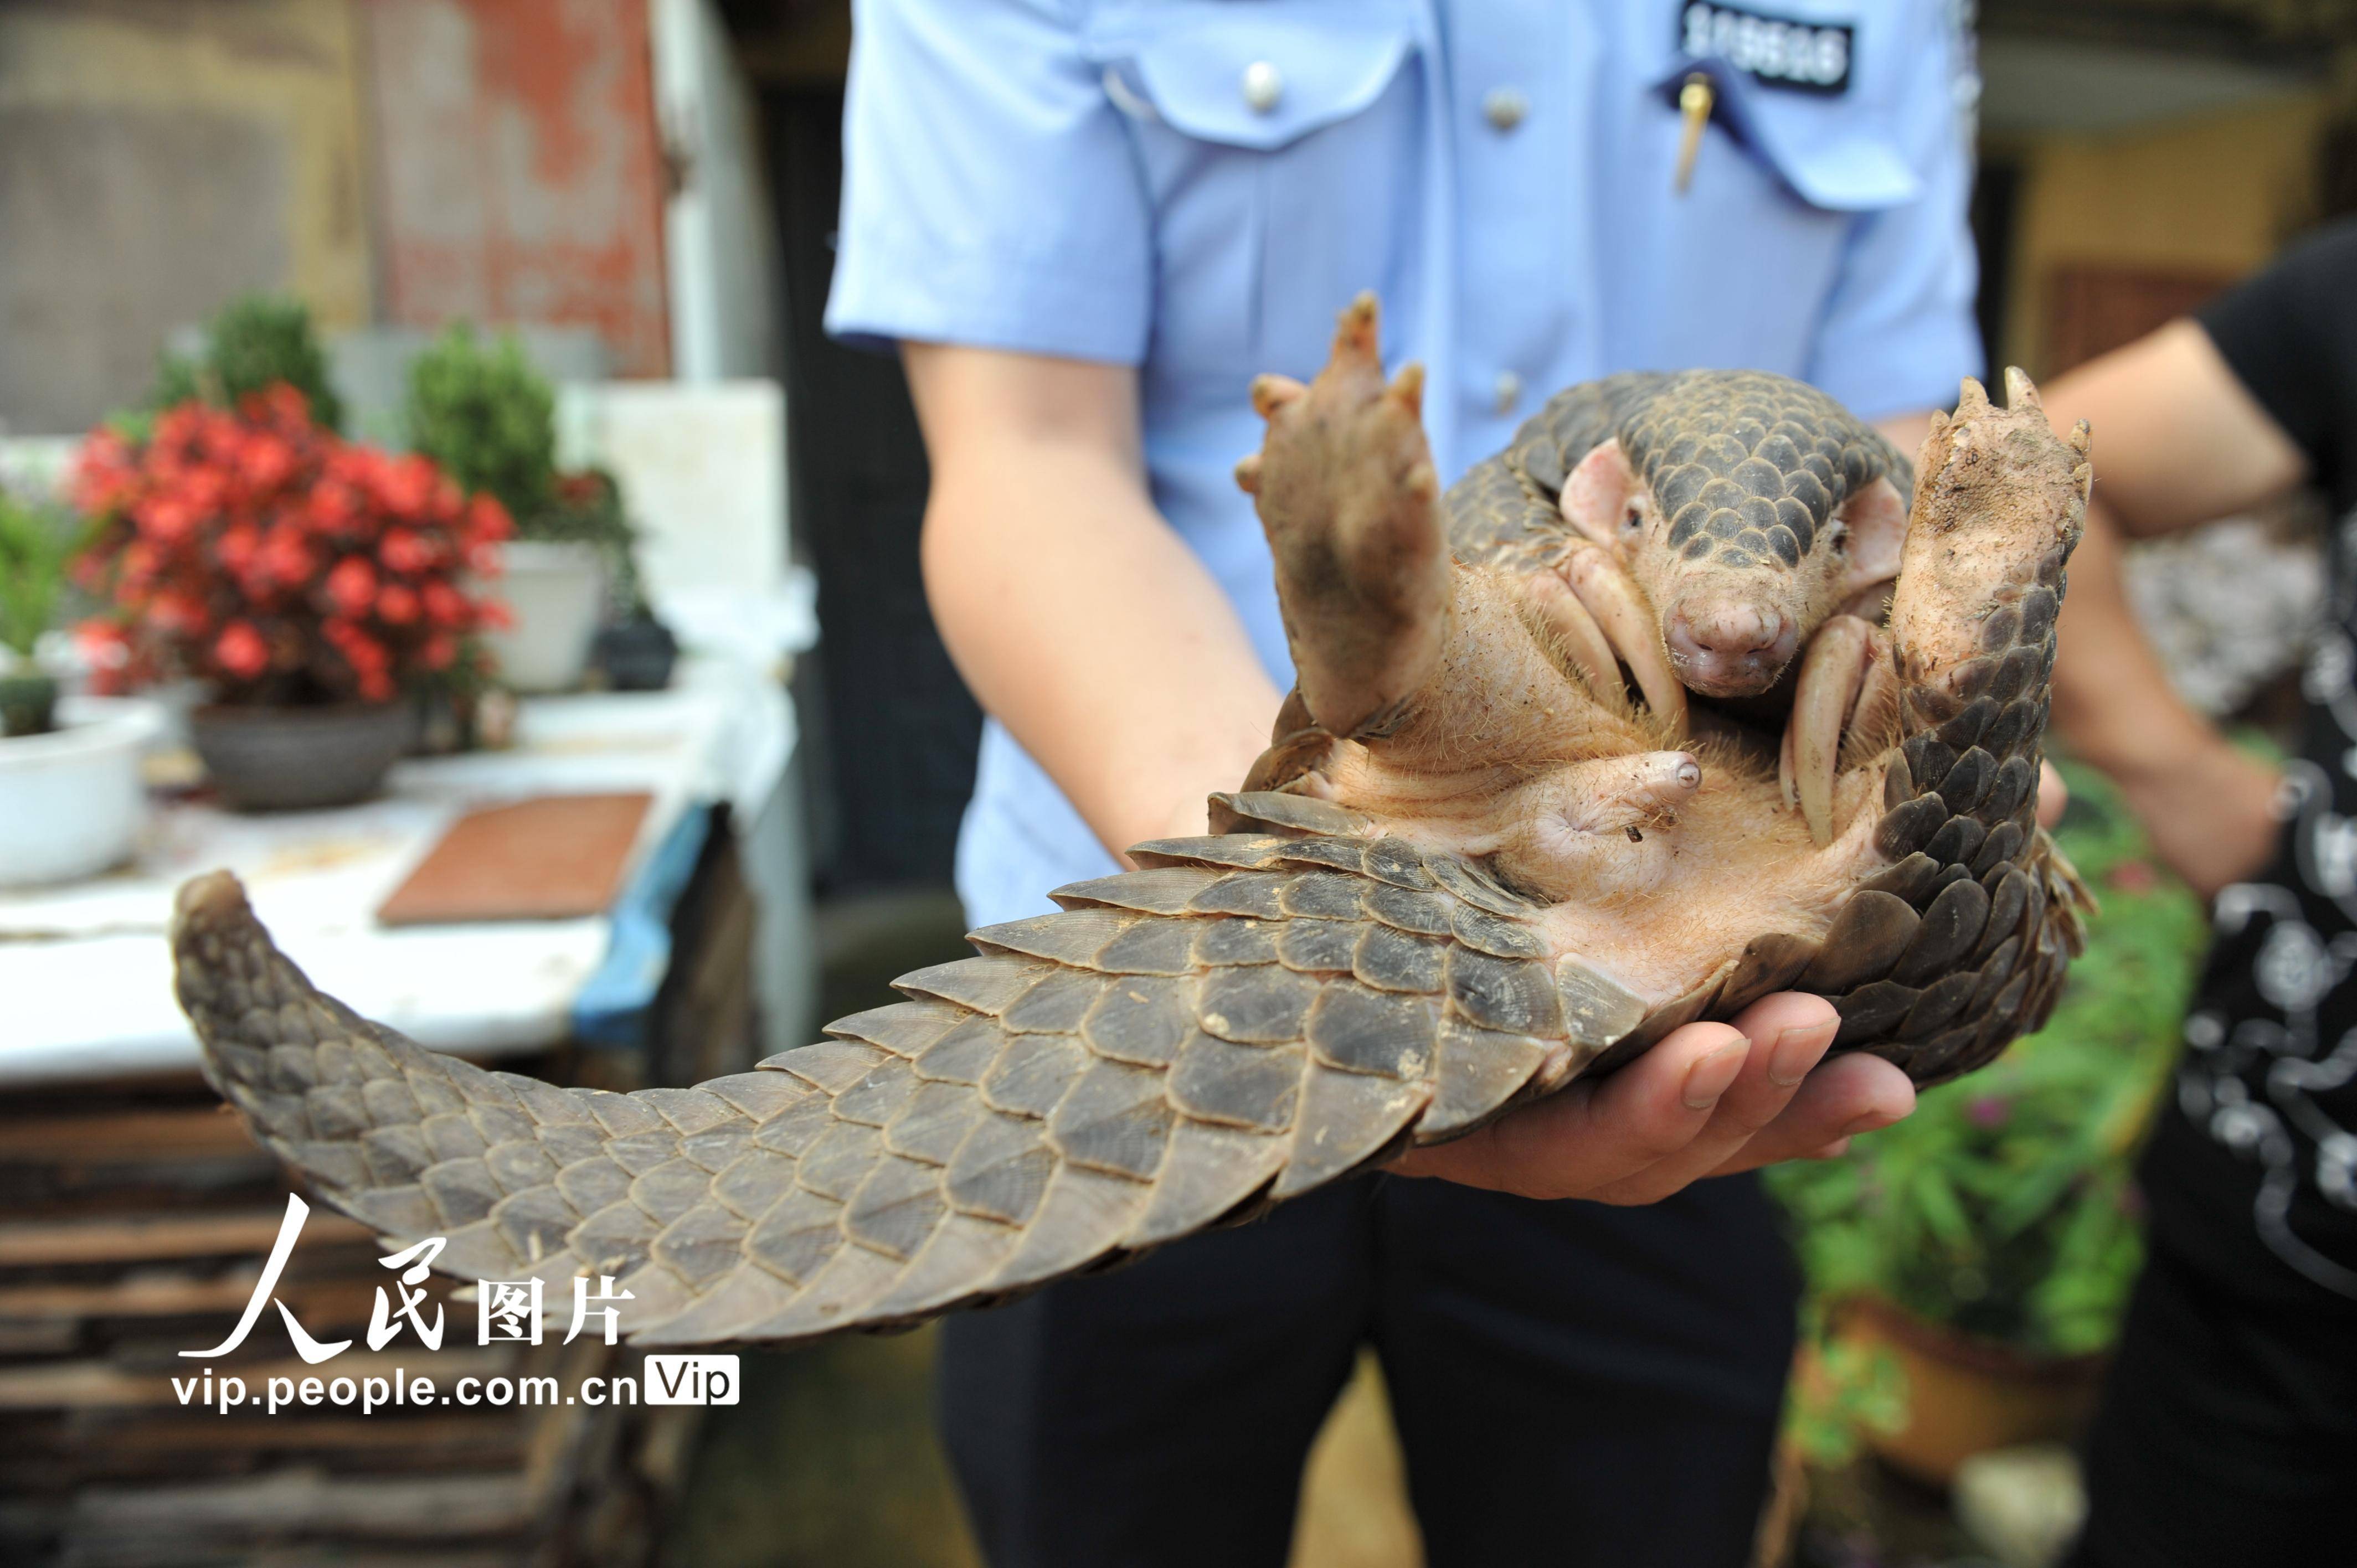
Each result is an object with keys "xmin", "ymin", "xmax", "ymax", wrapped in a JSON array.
[
  {"xmin": 189, "ymin": 702, "xmax": 411, "ymax": 812},
  {"xmin": 1837, "ymin": 1297, "xmax": 2104, "ymax": 1487}
]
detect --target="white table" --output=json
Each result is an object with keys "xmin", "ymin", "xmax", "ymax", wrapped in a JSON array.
[{"xmin": 0, "ymin": 658, "xmax": 806, "ymax": 1087}]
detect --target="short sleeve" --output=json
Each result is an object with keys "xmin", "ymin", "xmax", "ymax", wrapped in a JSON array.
[
  {"xmin": 1801, "ymin": 6, "xmax": 1982, "ymax": 421},
  {"xmin": 2199, "ymin": 219, "xmax": 2357, "ymax": 493},
  {"xmin": 824, "ymin": 0, "xmax": 1154, "ymax": 364}
]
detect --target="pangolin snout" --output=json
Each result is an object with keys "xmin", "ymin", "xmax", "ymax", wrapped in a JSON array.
[{"xmin": 1663, "ymin": 601, "xmax": 1798, "ymax": 698}]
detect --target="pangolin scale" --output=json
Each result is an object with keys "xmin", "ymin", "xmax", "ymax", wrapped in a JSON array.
[{"xmin": 170, "ymin": 301, "xmax": 2091, "ymax": 1347}]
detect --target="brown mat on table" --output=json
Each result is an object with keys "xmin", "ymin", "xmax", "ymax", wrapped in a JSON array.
[{"xmin": 377, "ymin": 792, "xmax": 652, "ymax": 925}]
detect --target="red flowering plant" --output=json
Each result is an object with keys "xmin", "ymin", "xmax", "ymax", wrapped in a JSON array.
[{"xmin": 71, "ymin": 385, "xmax": 510, "ymax": 706}]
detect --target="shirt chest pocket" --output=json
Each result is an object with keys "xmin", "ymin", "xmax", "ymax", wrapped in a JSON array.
[
  {"xmin": 1616, "ymin": 55, "xmax": 1924, "ymax": 372},
  {"xmin": 1092, "ymin": 8, "xmax": 1425, "ymax": 384}
]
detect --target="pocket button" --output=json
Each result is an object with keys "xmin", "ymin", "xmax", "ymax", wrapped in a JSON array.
[
  {"xmin": 1241, "ymin": 60, "xmax": 1284, "ymax": 115},
  {"xmin": 1482, "ymin": 86, "xmax": 1529, "ymax": 133}
]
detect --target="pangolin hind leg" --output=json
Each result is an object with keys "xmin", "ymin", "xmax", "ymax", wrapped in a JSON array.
[
  {"xmin": 1236, "ymin": 292, "xmax": 1453, "ymax": 742},
  {"xmin": 1802, "ymin": 370, "xmax": 2095, "ymax": 1083}
]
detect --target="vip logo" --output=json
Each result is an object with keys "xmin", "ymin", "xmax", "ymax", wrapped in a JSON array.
[{"xmin": 644, "ymin": 1354, "xmax": 740, "ymax": 1406}]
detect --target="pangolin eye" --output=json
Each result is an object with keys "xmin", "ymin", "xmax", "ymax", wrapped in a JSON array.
[{"xmin": 1621, "ymin": 507, "xmax": 1643, "ymax": 536}]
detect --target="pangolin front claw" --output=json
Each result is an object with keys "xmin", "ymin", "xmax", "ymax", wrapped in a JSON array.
[
  {"xmin": 1390, "ymin": 360, "xmax": 1426, "ymax": 415},
  {"xmin": 1252, "ymin": 373, "xmax": 1307, "ymax": 419},
  {"xmin": 1527, "ymin": 571, "xmax": 1628, "ymax": 706},
  {"xmin": 1560, "ymin": 544, "xmax": 1688, "ymax": 736},
  {"xmin": 1785, "ymin": 613, "xmax": 1877, "ymax": 847}
]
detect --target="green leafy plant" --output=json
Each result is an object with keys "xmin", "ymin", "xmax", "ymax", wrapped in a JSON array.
[
  {"xmin": 403, "ymin": 327, "xmax": 641, "ymax": 610},
  {"xmin": 1767, "ymin": 760, "xmax": 2209, "ymax": 1458},
  {"xmin": 1785, "ymin": 1306, "xmax": 1911, "ymax": 1467},
  {"xmin": 404, "ymin": 324, "xmax": 557, "ymax": 526},
  {"xmin": 0, "ymin": 491, "xmax": 78, "ymax": 659},
  {"xmin": 149, "ymin": 294, "xmax": 344, "ymax": 433},
  {"xmin": 0, "ymin": 488, "xmax": 84, "ymax": 735}
]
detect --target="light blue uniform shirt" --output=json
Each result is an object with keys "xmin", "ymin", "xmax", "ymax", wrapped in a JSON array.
[{"xmin": 827, "ymin": 0, "xmax": 1982, "ymax": 930}]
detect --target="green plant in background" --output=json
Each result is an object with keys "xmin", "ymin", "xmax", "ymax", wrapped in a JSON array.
[
  {"xmin": 0, "ymin": 489, "xmax": 86, "ymax": 736},
  {"xmin": 404, "ymin": 324, "xmax": 557, "ymax": 525},
  {"xmin": 404, "ymin": 326, "xmax": 642, "ymax": 612},
  {"xmin": 1768, "ymin": 759, "xmax": 2210, "ymax": 1461},
  {"xmin": 1784, "ymin": 1307, "xmax": 1912, "ymax": 1467},
  {"xmin": 148, "ymin": 293, "xmax": 345, "ymax": 433}
]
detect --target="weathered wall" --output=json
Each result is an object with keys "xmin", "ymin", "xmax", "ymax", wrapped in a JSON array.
[
  {"xmin": 652, "ymin": 0, "xmax": 781, "ymax": 381},
  {"xmin": 0, "ymin": 0, "xmax": 374, "ymax": 435},
  {"xmin": 1996, "ymin": 92, "xmax": 2327, "ymax": 373},
  {"xmin": 362, "ymin": 0, "xmax": 672, "ymax": 378}
]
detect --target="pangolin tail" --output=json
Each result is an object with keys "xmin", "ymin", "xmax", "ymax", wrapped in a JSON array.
[{"xmin": 168, "ymin": 822, "xmax": 1624, "ymax": 1348}]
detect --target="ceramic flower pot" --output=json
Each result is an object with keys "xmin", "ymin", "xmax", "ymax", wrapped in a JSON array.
[
  {"xmin": 1838, "ymin": 1297, "xmax": 2105, "ymax": 1487},
  {"xmin": 0, "ymin": 696, "xmax": 162, "ymax": 886},
  {"xmin": 482, "ymin": 540, "xmax": 606, "ymax": 693},
  {"xmin": 189, "ymin": 702, "xmax": 411, "ymax": 812}
]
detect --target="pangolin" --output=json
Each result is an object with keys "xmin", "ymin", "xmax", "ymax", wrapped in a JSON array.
[
  {"xmin": 1250, "ymin": 348, "xmax": 1917, "ymax": 846},
  {"xmin": 1444, "ymin": 367, "xmax": 1912, "ymax": 708},
  {"xmin": 169, "ymin": 297, "xmax": 2092, "ymax": 1347}
]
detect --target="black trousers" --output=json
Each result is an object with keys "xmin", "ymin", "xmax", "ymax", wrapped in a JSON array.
[
  {"xmin": 936, "ymin": 1171, "xmax": 1799, "ymax": 1568},
  {"xmin": 2071, "ymin": 1225, "xmax": 2357, "ymax": 1568}
]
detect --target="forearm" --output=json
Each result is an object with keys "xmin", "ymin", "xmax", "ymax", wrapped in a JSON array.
[
  {"xmin": 2049, "ymin": 498, "xmax": 2222, "ymax": 776},
  {"xmin": 915, "ymin": 367, "xmax": 1283, "ymax": 861},
  {"xmin": 2048, "ymin": 487, "xmax": 2282, "ymax": 895}
]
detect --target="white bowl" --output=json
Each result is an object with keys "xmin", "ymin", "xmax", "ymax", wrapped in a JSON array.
[
  {"xmin": 0, "ymin": 696, "xmax": 163, "ymax": 888},
  {"xmin": 482, "ymin": 540, "xmax": 608, "ymax": 693}
]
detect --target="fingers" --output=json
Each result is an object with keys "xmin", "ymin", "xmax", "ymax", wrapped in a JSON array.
[
  {"xmin": 1390, "ymin": 991, "xmax": 1876, "ymax": 1203},
  {"xmin": 1707, "ymin": 1049, "xmax": 1915, "ymax": 1178},
  {"xmin": 1390, "ymin": 1020, "xmax": 1753, "ymax": 1198},
  {"xmin": 1581, "ymin": 992, "xmax": 1841, "ymax": 1204}
]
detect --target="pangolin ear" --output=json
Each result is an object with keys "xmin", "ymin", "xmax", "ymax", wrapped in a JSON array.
[
  {"xmin": 1558, "ymin": 438, "xmax": 1640, "ymax": 550},
  {"xmin": 1837, "ymin": 474, "xmax": 1908, "ymax": 597}
]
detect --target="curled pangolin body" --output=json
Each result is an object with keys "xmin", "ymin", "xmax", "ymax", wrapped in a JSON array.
[{"xmin": 169, "ymin": 355, "xmax": 2090, "ymax": 1347}]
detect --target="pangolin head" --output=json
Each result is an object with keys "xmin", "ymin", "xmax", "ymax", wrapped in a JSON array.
[{"xmin": 1581, "ymin": 371, "xmax": 1914, "ymax": 699}]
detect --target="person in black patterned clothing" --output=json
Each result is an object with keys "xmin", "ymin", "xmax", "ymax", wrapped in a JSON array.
[{"xmin": 2044, "ymin": 221, "xmax": 2357, "ymax": 1566}]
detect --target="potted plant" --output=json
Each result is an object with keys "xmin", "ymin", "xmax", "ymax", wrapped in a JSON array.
[
  {"xmin": 560, "ymin": 466, "xmax": 677, "ymax": 691},
  {"xmin": 405, "ymin": 326, "xmax": 649, "ymax": 692},
  {"xmin": 0, "ymin": 488, "xmax": 75, "ymax": 737},
  {"xmin": 0, "ymin": 489, "xmax": 162, "ymax": 887},
  {"xmin": 1767, "ymin": 762, "xmax": 2210, "ymax": 1486},
  {"xmin": 71, "ymin": 385, "xmax": 510, "ymax": 812},
  {"xmin": 147, "ymin": 292, "xmax": 347, "ymax": 434}
]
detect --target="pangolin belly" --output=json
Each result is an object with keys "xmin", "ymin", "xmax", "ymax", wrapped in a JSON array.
[{"xmin": 168, "ymin": 300, "xmax": 2091, "ymax": 1346}]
